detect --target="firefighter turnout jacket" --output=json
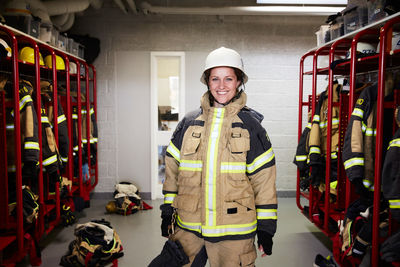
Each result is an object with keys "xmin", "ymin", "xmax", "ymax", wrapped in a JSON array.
[
  {"xmin": 382, "ymin": 107, "xmax": 400, "ymax": 223},
  {"xmin": 343, "ymin": 83, "xmax": 393, "ymax": 191},
  {"xmin": 163, "ymin": 91, "xmax": 277, "ymax": 242}
]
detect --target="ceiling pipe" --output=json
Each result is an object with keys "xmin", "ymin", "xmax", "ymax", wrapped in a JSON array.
[
  {"xmin": 113, "ymin": 0, "xmax": 128, "ymax": 14},
  {"xmin": 58, "ymin": 13, "xmax": 75, "ymax": 32},
  {"xmin": 44, "ymin": 0, "xmax": 90, "ymax": 16},
  {"xmin": 51, "ymin": 13, "xmax": 70, "ymax": 26},
  {"xmin": 140, "ymin": 2, "xmax": 344, "ymax": 16},
  {"xmin": 126, "ymin": 0, "xmax": 138, "ymax": 14}
]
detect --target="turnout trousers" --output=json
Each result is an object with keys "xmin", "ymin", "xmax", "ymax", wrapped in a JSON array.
[{"xmin": 171, "ymin": 227, "xmax": 257, "ymax": 267}]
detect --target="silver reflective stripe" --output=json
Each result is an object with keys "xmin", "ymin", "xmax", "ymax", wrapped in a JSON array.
[
  {"xmin": 179, "ymin": 160, "xmax": 203, "ymax": 171},
  {"xmin": 6, "ymin": 124, "xmax": 14, "ymax": 130},
  {"xmin": 90, "ymin": 108, "xmax": 95, "ymax": 115},
  {"xmin": 363, "ymin": 179, "xmax": 374, "ymax": 191},
  {"xmin": 247, "ymin": 148, "xmax": 274, "ymax": 174},
  {"xmin": 206, "ymin": 108, "xmax": 224, "ymax": 227},
  {"xmin": 344, "ymin": 157, "xmax": 364, "ymax": 169},
  {"xmin": 221, "ymin": 162, "xmax": 246, "ymax": 173},
  {"xmin": 319, "ymin": 118, "xmax": 339, "ymax": 129},
  {"xmin": 306, "ymin": 122, "xmax": 312, "ymax": 129},
  {"xmin": 41, "ymin": 116, "xmax": 49, "ymax": 123},
  {"xmin": 19, "ymin": 95, "xmax": 32, "ymax": 111},
  {"xmin": 92, "ymin": 138, "xmax": 98, "ymax": 143},
  {"xmin": 82, "ymin": 139, "xmax": 88, "ymax": 144},
  {"xmin": 389, "ymin": 200, "xmax": 400, "ymax": 208},
  {"xmin": 331, "ymin": 152, "xmax": 338, "ymax": 159},
  {"xmin": 256, "ymin": 209, "xmax": 277, "ymax": 219},
  {"xmin": 61, "ymin": 156, "xmax": 68, "ymax": 163},
  {"xmin": 309, "ymin": 147, "xmax": 321, "ymax": 154},
  {"xmin": 72, "ymin": 114, "xmax": 78, "ymax": 119},
  {"xmin": 81, "ymin": 109, "xmax": 87, "ymax": 114},
  {"xmin": 8, "ymin": 165, "xmax": 16, "ymax": 172},
  {"xmin": 313, "ymin": 115, "xmax": 320, "ymax": 123},
  {"xmin": 25, "ymin": 142, "xmax": 40, "ymax": 150},
  {"xmin": 90, "ymin": 139, "xmax": 96, "ymax": 144},
  {"xmin": 164, "ymin": 193, "xmax": 176, "ymax": 204},
  {"xmin": 58, "ymin": 114, "xmax": 66, "ymax": 124},
  {"xmin": 295, "ymin": 155, "xmax": 307, "ymax": 161},
  {"xmin": 201, "ymin": 221, "xmax": 257, "ymax": 237},
  {"xmin": 166, "ymin": 141, "xmax": 180, "ymax": 162},
  {"xmin": 43, "ymin": 154, "xmax": 57, "ymax": 166},
  {"xmin": 352, "ymin": 108, "xmax": 364, "ymax": 119},
  {"xmin": 73, "ymin": 146, "xmax": 79, "ymax": 151},
  {"xmin": 176, "ymin": 215, "xmax": 202, "ymax": 233}
]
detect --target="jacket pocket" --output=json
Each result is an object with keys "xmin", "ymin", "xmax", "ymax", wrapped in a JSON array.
[
  {"xmin": 182, "ymin": 132, "xmax": 201, "ymax": 156},
  {"xmin": 239, "ymin": 250, "xmax": 257, "ymax": 267},
  {"xmin": 229, "ymin": 128, "xmax": 250, "ymax": 153},
  {"xmin": 173, "ymin": 194, "xmax": 199, "ymax": 212}
]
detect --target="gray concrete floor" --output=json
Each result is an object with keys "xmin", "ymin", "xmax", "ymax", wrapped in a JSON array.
[{"xmin": 18, "ymin": 198, "xmax": 333, "ymax": 266}]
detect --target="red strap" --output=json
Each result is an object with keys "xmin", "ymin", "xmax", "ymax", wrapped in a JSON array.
[
  {"xmin": 111, "ymin": 258, "xmax": 118, "ymax": 267},
  {"xmin": 85, "ymin": 252, "xmax": 94, "ymax": 267},
  {"xmin": 142, "ymin": 201, "xmax": 153, "ymax": 210}
]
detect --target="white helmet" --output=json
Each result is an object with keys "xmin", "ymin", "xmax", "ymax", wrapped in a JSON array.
[
  {"xmin": 346, "ymin": 42, "xmax": 377, "ymax": 58},
  {"xmin": 200, "ymin": 47, "xmax": 248, "ymax": 85},
  {"xmin": 377, "ymin": 32, "xmax": 400, "ymax": 52}
]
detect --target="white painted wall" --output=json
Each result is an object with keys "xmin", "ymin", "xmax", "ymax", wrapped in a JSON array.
[{"xmin": 71, "ymin": 4, "xmax": 326, "ymax": 195}]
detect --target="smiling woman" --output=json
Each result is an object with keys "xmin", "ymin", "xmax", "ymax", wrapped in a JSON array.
[{"xmin": 155, "ymin": 47, "xmax": 278, "ymax": 267}]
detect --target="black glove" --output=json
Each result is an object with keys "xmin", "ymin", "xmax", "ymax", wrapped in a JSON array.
[
  {"xmin": 160, "ymin": 204, "xmax": 174, "ymax": 237},
  {"xmin": 257, "ymin": 231, "xmax": 273, "ymax": 256},
  {"xmin": 381, "ymin": 230, "xmax": 400, "ymax": 262},
  {"xmin": 61, "ymin": 205, "xmax": 76, "ymax": 227}
]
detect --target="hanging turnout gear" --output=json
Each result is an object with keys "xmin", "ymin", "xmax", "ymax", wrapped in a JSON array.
[
  {"xmin": 308, "ymin": 83, "xmax": 341, "ymax": 192},
  {"xmin": 8, "ymin": 186, "xmax": 39, "ymax": 224},
  {"xmin": 60, "ymin": 219, "xmax": 124, "ymax": 267},
  {"xmin": 342, "ymin": 82, "xmax": 394, "ymax": 196},
  {"xmin": 382, "ymin": 106, "xmax": 400, "ymax": 223}
]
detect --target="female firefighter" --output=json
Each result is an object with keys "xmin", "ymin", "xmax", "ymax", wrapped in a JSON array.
[{"xmin": 160, "ymin": 47, "xmax": 277, "ymax": 266}]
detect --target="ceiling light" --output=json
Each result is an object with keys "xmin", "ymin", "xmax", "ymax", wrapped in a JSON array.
[
  {"xmin": 238, "ymin": 6, "xmax": 345, "ymax": 15},
  {"xmin": 257, "ymin": 0, "xmax": 347, "ymax": 5}
]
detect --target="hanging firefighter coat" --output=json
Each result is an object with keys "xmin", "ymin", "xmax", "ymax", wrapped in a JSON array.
[
  {"xmin": 342, "ymin": 83, "xmax": 393, "ymax": 191},
  {"xmin": 307, "ymin": 83, "xmax": 341, "ymax": 189},
  {"xmin": 163, "ymin": 91, "xmax": 277, "ymax": 242},
  {"xmin": 382, "ymin": 107, "xmax": 400, "ymax": 223}
]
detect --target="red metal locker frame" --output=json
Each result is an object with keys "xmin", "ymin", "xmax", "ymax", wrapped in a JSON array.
[
  {"xmin": 297, "ymin": 14, "xmax": 400, "ymax": 267},
  {"xmin": 89, "ymin": 64, "xmax": 98, "ymax": 191},
  {"xmin": 0, "ymin": 23, "xmax": 98, "ymax": 265}
]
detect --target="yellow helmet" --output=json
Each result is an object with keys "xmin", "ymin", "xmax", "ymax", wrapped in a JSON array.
[
  {"xmin": 105, "ymin": 201, "xmax": 117, "ymax": 213},
  {"xmin": 19, "ymin": 47, "xmax": 44, "ymax": 65},
  {"xmin": 44, "ymin": 55, "xmax": 65, "ymax": 70}
]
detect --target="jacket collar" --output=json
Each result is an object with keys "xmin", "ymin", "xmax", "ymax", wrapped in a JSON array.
[{"xmin": 200, "ymin": 91, "xmax": 247, "ymax": 116}]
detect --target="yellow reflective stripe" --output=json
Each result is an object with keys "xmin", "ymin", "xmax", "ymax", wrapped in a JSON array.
[
  {"xmin": 90, "ymin": 108, "xmax": 95, "ymax": 115},
  {"xmin": 8, "ymin": 165, "xmax": 16, "ymax": 172},
  {"xmin": 388, "ymin": 138, "xmax": 400, "ymax": 149},
  {"xmin": 256, "ymin": 209, "xmax": 277, "ymax": 219},
  {"xmin": 306, "ymin": 122, "xmax": 312, "ymax": 129},
  {"xmin": 73, "ymin": 145, "xmax": 79, "ymax": 151},
  {"xmin": 206, "ymin": 108, "xmax": 224, "ymax": 227},
  {"xmin": 6, "ymin": 124, "xmax": 14, "ymax": 130},
  {"xmin": 309, "ymin": 147, "xmax": 321, "ymax": 154},
  {"xmin": 352, "ymin": 108, "xmax": 364, "ymax": 119},
  {"xmin": 319, "ymin": 118, "xmax": 339, "ymax": 129},
  {"xmin": 246, "ymin": 148, "xmax": 275, "ymax": 174},
  {"xmin": 57, "ymin": 114, "xmax": 66, "ymax": 124},
  {"xmin": 82, "ymin": 139, "xmax": 88, "ymax": 144},
  {"xmin": 179, "ymin": 160, "xmax": 203, "ymax": 171},
  {"xmin": 176, "ymin": 215, "xmax": 202, "ymax": 233},
  {"xmin": 41, "ymin": 116, "xmax": 49, "ymax": 123},
  {"xmin": 92, "ymin": 137, "xmax": 98, "ymax": 143},
  {"xmin": 19, "ymin": 95, "xmax": 32, "ymax": 111},
  {"xmin": 221, "ymin": 162, "xmax": 246, "ymax": 173},
  {"xmin": 295, "ymin": 155, "xmax": 307, "ymax": 161},
  {"xmin": 89, "ymin": 139, "xmax": 96, "ymax": 144},
  {"xmin": 164, "ymin": 193, "xmax": 176, "ymax": 204},
  {"xmin": 72, "ymin": 114, "xmax": 78, "ymax": 119},
  {"xmin": 61, "ymin": 156, "xmax": 68, "ymax": 163},
  {"xmin": 389, "ymin": 200, "xmax": 400, "ymax": 209},
  {"xmin": 81, "ymin": 109, "xmax": 87, "ymax": 114},
  {"xmin": 24, "ymin": 141, "xmax": 40, "ymax": 150},
  {"xmin": 312, "ymin": 115, "xmax": 320, "ymax": 123},
  {"xmin": 201, "ymin": 220, "xmax": 257, "ymax": 237},
  {"xmin": 166, "ymin": 141, "xmax": 180, "ymax": 162},
  {"xmin": 331, "ymin": 152, "xmax": 338, "ymax": 159},
  {"xmin": 102, "ymin": 237, "xmax": 116, "ymax": 253},
  {"xmin": 344, "ymin": 157, "xmax": 364, "ymax": 169},
  {"xmin": 330, "ymin": 180, "xmax": 337, "ymax": 189},
  {"xmin": 363, "ymin": 179, "xmax": 374, "ymax": 191},
  {"xmin": 43, "ymin": 154, "xmax": 58, "ymax": 166}
]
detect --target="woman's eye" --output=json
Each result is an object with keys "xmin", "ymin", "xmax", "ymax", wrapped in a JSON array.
[
  {"xmin": 226, "ymin": 78, "xmax": 233, "ymax": 81},
  {"xmin": 212, "ymin": 78, "xmax": 219, "ymax": 81}
]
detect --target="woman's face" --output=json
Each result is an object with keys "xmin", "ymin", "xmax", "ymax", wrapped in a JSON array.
[{"xmin": 208, "ymin": 67, "xmax": 241, "ymax": 107}]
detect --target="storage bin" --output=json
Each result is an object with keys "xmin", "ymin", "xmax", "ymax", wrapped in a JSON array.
[
  {"xmin": 4, "ymin": 15, "xmax": 40, "ymax": 38},
  {"xmin": 343, "ymin": 5, "xmax": 368, "ymax": 34},
  {"xmin": 315, "ymin": 25, "xmax": 330, "ymax": 46},
  {"xmin": 50, "ymin": 28, "xmax": 59, "ymax": 47},
  {"xmin": 330, "ymin": 16, "xmax": 344, "ymax": 41},
  {"xmin": 78, "ymin": 44, "xmax": 85, "ymax": 59},
  {"xmin": 39, "ymin": 25, "xmax": 52, "ymax": 44},
  {"xmin": 367, "ymin": 0, "xmax": 388, "ymax": 23},
  {"xmin": 57, "ymin": 34, "xmax": 67, "ymax": 51}
]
